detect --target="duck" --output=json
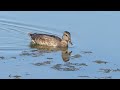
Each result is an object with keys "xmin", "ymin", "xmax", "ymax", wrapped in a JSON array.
[{"xmin": 28, "ymin": 31, "xmax": 72, "ymax": 48}]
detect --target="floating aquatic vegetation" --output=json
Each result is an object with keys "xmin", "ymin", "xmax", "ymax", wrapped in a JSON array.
[
  {"xmin": 9, "ymin": 74, "xmax": 21, "ymax": 79},
  {"xmin": 20, "ymin": 50, "xmax": 43, "ymax": 57},
  {"xmin": 11, "ymin": 57, "xmax": 16, "ymax": 59},
  {"xmin": 0, "ymin": 56, "xmax": 5, "ymax": 60},
  {"xmin": 81, "ymin": 51, "xmax": 93, "ymax": 54},
  {"xmin": 99, "ymin": 68, "xmax": 120, "ymax": 73},
  {"xmin": 32, "ymin": 61, "xmax": 51, "ymax": 66},
  {"xmin": 65, "ymin": 62, "xmax": 88, "ymax": 66},
  {"xmin": 99, "ymin": 68, "xmax": 111, "ymax": 73},
  {"xmin": 112, "ymin": 68, "xmax": 120, "ymax": 72},
  {"xmin": 51, "ymin": 64, "xmax": 79, "ymax": 71},
  {"xmin": 13, "ymin": 75, "xmax": 21, "ymax": 79},
  {"xmin": 51, "ymin": 62, "xmax": 81, "ymax": 71},
  {"xmin": 47, "ymin": 58, "xmax": 53, "ymax": 59},
  {"xmin": 93, "ymin": 60, "xmax": 108, "ymax": 64},
  {"xmin": 25, "ymin": 73, "xmax": 30, "ymax": 75},
  {"xmin": 71, "ymin": 54, "xmax": 81, "ymax": 59},
  {"xmin": 20, "ymin": 51, "xmax": 31, "ymax": 56},
  {"xmin": 79, "ymin": 63, "xmax": 88, "ymax": 66}
]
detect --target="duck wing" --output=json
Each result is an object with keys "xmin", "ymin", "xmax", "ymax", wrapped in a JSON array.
[
  {"xmin": 30, "ymin": 33, "xmax": 61, "ymax": 41},
  {"xmin": 29, "ymin": 33, "xmax": 62, "ymax": 46}
]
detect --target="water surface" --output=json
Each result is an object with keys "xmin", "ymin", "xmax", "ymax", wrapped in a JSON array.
[{"xmin": 0, "ymin": 11, "xmax": 120, "ymax": 79}]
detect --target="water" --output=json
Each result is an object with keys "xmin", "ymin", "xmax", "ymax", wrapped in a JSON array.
[{"xmin": 0, "ymin": 11, "xmax": 120, "ymax": 79}]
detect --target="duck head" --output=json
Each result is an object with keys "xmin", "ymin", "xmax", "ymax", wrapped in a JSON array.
[{"xmin": 62, "ymin": 31, "xmax": 73, "ymax": 45}]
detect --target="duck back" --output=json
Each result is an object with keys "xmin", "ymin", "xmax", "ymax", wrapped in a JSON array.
[{"xmin": 29, "ymin": 33, "xmax": 62, "ymax": 47}]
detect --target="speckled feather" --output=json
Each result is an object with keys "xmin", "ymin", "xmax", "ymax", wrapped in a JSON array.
[{"xmin": 29, "ymin": 33, "xmax": 62, "ymax": 47}]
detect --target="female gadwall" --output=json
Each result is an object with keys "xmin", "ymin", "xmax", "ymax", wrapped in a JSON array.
[{"xmin": 28, "ymin": 31, "xmax": 72, "ymax": 48}]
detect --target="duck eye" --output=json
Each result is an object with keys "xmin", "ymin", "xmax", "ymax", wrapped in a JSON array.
[{"xmin": 65, "ymin": 34, "xmax": 68, "ymax": 36}]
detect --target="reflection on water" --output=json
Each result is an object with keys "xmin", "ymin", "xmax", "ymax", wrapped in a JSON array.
[{"xmin": 29, "ymin": 42, "xmax": 72, "ymax": 62}]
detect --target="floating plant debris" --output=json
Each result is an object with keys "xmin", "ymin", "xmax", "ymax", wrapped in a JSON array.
[
  {"xmin": 79, "ymin": 63, "xmax": 88, "ymax": 66},
  {"xmin": 47, "ymin": 58, "xmax": 53, "ymax": 59},
  {"xmin": 51, "ymin": 64, "xmax": 79, "ymax": 71},
  {"xmin": 65, "ymin": 62, "xmax": 88, "ymax": 66},
  {"xmin": 20, "ymin": 50, "xmax": 43, "ymax": 57},
  {"xmin": 0, "ymin": 56, "xmax": 5, "ymax": 59},
  {"xmin": 71, "ymin": 54, "xmax": 81, "ymax": 59},
  {"xmin": 9, "ymin": 74, "xmax": 21, "ymax": 79},
  {"xmin": 11, "ymin": 57, "xmax": 16, "ymax": 59},
  {"xmin": 81, "ymin": 51, "xmax": 93, "ymax": 54},
  {"xmin": 112, "ymin": 68, "xmax": 120, "ymax": 72},
  {"xmin": 99, "ymin": 68, "xmax": 120, "ymax": 73},
  {"xmin": 93, "ymin": 60, "xmax": 108, "ymax": 64},
  {"xmin": 51, "ymin": 62, "xmax": 81, "ymax": 71},
  {"xmin": 32, "ymin": 61, "xmax": 51, "ymax": 66},
  {"xmin": 99, "ymin": 68, "xmax": 111, "ymax": 73},
  {"xmin": 13, "ymin": 75, "xmax": 21, "ymax": 79}
]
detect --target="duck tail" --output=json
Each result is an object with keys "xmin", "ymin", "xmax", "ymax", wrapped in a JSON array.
[{"xmin": 28, "ymin": 32, "xmax": 33, "ymax": 37}]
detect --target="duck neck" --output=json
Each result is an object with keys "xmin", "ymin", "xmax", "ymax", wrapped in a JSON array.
[{"xmin": 60, "ymin": 40, "xmax": 68, "ymax": 47}]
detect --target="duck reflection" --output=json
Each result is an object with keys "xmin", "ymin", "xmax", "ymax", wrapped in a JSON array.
[
  {"xmin": 29, "ymin": 42, "xmax": 72, "ymax": 62},
  {"xmin": 61, "ymin": 49, "xmax": 72, "ymax": 62}
]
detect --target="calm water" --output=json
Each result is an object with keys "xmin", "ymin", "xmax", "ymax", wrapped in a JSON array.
[{"xmin": 0, "ymin": 11, "xmax": 120, "ymax": 79}]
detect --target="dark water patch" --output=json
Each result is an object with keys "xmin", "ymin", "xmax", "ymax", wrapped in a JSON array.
[
  {"xmin": 20, "ymin": 50, "xmax": 43, "ymax": 57},
  {"xmin": 9, "ymin": 74, "xmax": 21, "ymax": 79},
  {"xmin": 31, "ymin": 49, "xmax": 38, "ymax": 52},
  {"xmin": 93, "ymin": 60, "xmax": 108, "ymax": 64},
  {"xmin": 13, "ymin": 75, "xmax": 21, "ymax": 79},
  {"xmin": 51, "ymin": 64, "xmax": 79, "ymax": 71},
  {"xmin": 71, "ymin": 54, "xmax": 81, "ymax": 59},
  {"xmin": 78, "ymin": 76, "xmax": 90, "ymax": 78},
  {"xmin": 25, "ymin": 73, "xmax": 30, "ymax": 75},
  {"xmin": 20, "ymin": 51, "xmax": 31, "ymax": 56},
  {"xmin": 99, "ymin": 68, "xmax": 112, "ymax": 73},
  {"xmin": 79, "ymin": 63, "xmax": 88, "ymax": 66},
  {"xmin": 47, "ymin": 58, "xmax": 53, "ymax": 59},
  {"xmin": 81, "ymin": 51, "xmax": 93, "ymax": 54},
  {"xmin": 65, "ymin": 62, "xmax": 88, "ymax": 66},
  {"xmin": 0, "ymin": 56, "xmax": 5, "ymax": 60},
  {"xmin": 51, "ymin": 62, "xmax": 83, "ymax": 71},
  {"xmin": 32, "ymin": 61, "xmax": 51, "ymax": 66},
  {"xmin": 11, "ymin": 57, "xmax": 16, "ymax": 59},
  {"xmin": 25, "ymin": 72, "xmax": 31, "ymax": 75},
  {"xmin": 94, "ymin": 76, "xmax": 112, "ymax": 79},
  {"xmin": 99, "ymin": 68, "xmax": 120, "ymax": 73},
  {"xmin": 112, "ymin": 69, "xmax": 120, "ymax": 72}
]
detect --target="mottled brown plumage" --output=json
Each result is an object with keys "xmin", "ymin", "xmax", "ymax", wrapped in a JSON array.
[{"xmin": 28, "ymin": 31, "xmax": 72, "ymax": 48}]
